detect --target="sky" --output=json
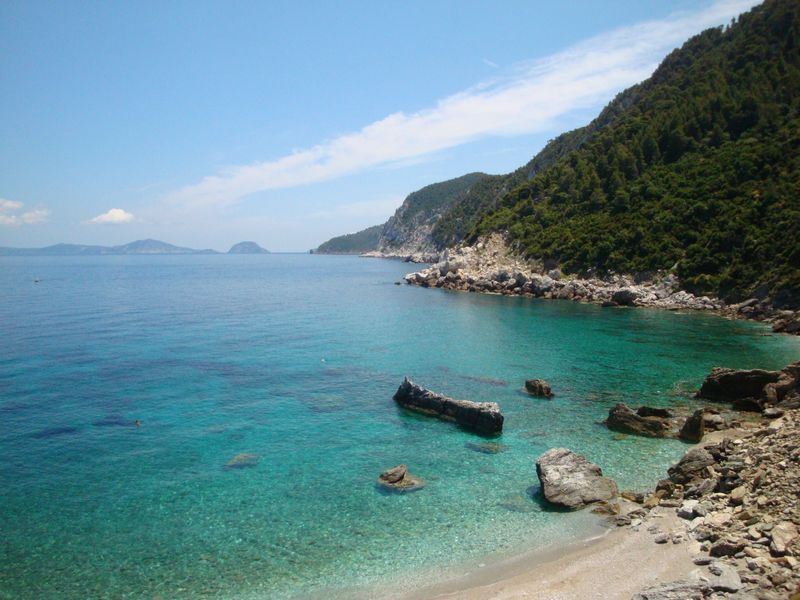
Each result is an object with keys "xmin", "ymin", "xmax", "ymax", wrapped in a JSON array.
[{"xmin": 0, "ymin": 0, "xmax": 759, "ymax": 252}]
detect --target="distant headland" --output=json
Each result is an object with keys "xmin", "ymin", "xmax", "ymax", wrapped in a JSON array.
[{"xmin": 0, "ymin": 239, "xmax": 271, "ymax": 256}]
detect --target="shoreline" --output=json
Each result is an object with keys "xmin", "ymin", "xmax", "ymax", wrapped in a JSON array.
[{"xmin": 397, "ymin": 235, "xmax": 800, "ymax": 336}]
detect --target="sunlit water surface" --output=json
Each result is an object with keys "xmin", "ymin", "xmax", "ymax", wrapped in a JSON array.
[{"xmin": 1, "ymin": 254, "xmax": 797, "ymax": 599}]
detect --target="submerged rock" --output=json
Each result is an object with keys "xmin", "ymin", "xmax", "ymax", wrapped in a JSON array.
[
  {"xmin": 377, "ymin": 464, "xmax": 425, "ymax": 493},
  {"xmin": 605, "ymin": 403, "xmax": 670, "ymax": 437},
  {"xmin": 524, "ymin": 378, "xmax": 553, "ymax": 398},
  {"xmin": 465, "ymin": 441, "xmax": 507, "ymax": 454},
  {"xmin": 393, "ymin": 377, "xmax": 504, "ymax": 435},
  {"xmin": 535, "ymin": 448, "xmax": 618, "ymax": 509},
  {"xmin": 225, "ymin": 453, "xmax": 259, "ymax": 469}
]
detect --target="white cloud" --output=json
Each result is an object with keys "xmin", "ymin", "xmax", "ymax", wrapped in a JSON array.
[
  {"xmin": 165, "ymin": 0, "xmax": 757, "ymax": 211},
  {"xmin": 482, "ymin": 58, "xmax": 500, "ymax": 69},
  {"xmin": 88, "ymin": 208, "xmax": 136, "ymax": 224},
  {"xmin": 0, "ymin": 199, "xmax": 50, "ymax": 226},
  {"xmin": 0, "ymin": 199, "xmax": 23, "ymax": 213},
  {"xmin": 308, "ymin": 196, "xmax": 405, "ymax": 220}
]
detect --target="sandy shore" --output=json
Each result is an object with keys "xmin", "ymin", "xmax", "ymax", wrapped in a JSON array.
[{"xmin": 390, "ymin": 507, "xmax": 695, "ymax": 600}]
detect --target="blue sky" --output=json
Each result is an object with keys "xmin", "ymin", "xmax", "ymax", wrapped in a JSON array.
[{"xmin": 0, "ymin": 0, "xmax": 758, "ymax": 251}]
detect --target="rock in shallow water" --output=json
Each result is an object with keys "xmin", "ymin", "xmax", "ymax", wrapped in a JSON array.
[
  {"xmin": 225, "ymin": 453, "xmax": 259, "ymax": 469},
  {"xmin": 535, "ymin": 448, "xmax": 618, "ymax": 510},
  {"xmin": 393, "ymin": 377, "xmax": 503, "ymax": 435},
  {"xmin": 605, "ymin": 403, "xmax": 671, "ymax": 437},
  {"xmin": 524, "ymin": 378, "xmax": 553, "ymax": 398},
  {"xmin": 377, "ymin": 464, "xmax": 425, "ymax": 493}
]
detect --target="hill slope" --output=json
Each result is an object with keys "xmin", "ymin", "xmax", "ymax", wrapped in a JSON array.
[
  {"xmin": 469, "ymin": 0, "xmax": 800, "ymax": 306},
  {"xmin": 0, "ymin": 239, "xmax": 218, "ymax": 255}
]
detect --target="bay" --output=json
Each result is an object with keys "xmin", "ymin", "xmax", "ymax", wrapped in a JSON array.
[{"xmin": 0, "ymin": 254, "xmax": 797, "ymax": 599}]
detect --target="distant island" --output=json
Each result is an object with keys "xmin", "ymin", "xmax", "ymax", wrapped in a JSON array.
[
  {"xmin": 227, "ymin": 241, "xmax": 270, "ymax": 254},
  {"xmin": 0, "ymin": 239, "xmax": 219, "ymax": 256}
]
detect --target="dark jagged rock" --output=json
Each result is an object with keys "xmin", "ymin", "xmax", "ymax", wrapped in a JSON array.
[
  {"xmin": 393, "ymin": 377, "xmax": 504, "ymax": 435},
  {"xmin": 535, "ymin": 448, "xmax": 618, "ymax": 510},
  {"xmin": 524, "ymin": 379, "xmax": 553, "ymax": 398},
  {"xmin": 697, "ymin": 367, "xmax": 780, "ymax": 402},
  {"xmin": 637, "ymin": 406, "xmax": 673, "ymax": 418},
  {"xmin": 605, "ymin": 403, "xmax": 670, "ymax": 437},
  {"xmin": 611, "ymin": 288, "xmax": 640, "ymax": 306},
  {"xmin": 679, "ymin": 408, "xmax": 705, "ymax": 442},
  {"xmin": 667, "ymin": 447, "xmax": 715, "ymax": 484},
  {"xmin": 377, "ymin": 464, "xmax": 425, "ymax": 493}
]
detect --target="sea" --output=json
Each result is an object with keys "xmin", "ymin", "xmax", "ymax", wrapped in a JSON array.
[{"xmin": 1, "ymin": 254, "xmax": 798, "ymax": 599}]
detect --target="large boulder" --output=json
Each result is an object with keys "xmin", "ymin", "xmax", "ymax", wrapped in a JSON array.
[
  {"xmin": 667, "ymin": 447, "xmax": 715, "ymax": 484},
  {"xmin": 524, "ymin": 379, "xmax": 553, "ymax": 398},
  {"xmin": 393, "ymin": 378, "xmax": 504, "ymax": 435},
  {"xmin": 679, "ymin": 408, "xmax": 706, "ymax": 442},
  {"xmin": 612, "ymin": 288, "xmax": 641, "ymax": 306},
  {"xmin": 535, "ymin": 448, "xmax": 618, "ymax": 509},
  {"xmin": 696, "ymin": 367, "xmax": 780, "ymax": 402},
  {"xmin": 605, "ymin": 403, "xmax": 671, "ymax": 437}
]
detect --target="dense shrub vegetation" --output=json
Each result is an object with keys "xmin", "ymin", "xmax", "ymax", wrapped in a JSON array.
[
  {"xmin": 470, "ymin": 0, "xmax": 799, "ymax": 304},
  {"xmin": 313, "ymin": 225, "xmax": 383, "ymax": 254}
]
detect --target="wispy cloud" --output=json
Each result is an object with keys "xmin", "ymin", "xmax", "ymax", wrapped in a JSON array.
[
  {"xmin": 88, "ymin": 208, "xmax": 136, "ymax": 224},
  {"xmin": 165, "ymin": 0, "xmax": 756, "ymax": 211},
  {"xmin": 482, "ymin": 58, "xmax": 500, "ymax": 69},
  {"xmin": 0, "ymin": 198, "xmax": 50, "ymax": 226},
  {"xmin": 308, "ymin": 196, "xmax": 405, "ymax": 221}
]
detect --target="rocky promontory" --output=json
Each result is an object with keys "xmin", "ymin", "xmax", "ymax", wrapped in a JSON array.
[
  {"xmin": 393, "ymin": 378, "xmax": 504, "ymax": 435},
  {"xmin": 402, "ymin": 234, "xmax": 800, "ymax": 333}
]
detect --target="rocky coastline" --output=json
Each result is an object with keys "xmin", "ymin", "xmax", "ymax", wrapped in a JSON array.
[
  {"xmin": 401, "ymin": 234, "xmax": 800, "ymax": 335},
  {"xmin": 583, "ymin": 361, "xmax": 800, "ymax": 599}
]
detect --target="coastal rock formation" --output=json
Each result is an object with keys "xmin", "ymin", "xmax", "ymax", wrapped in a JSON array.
[
  {"xmin": 524, "ymin": 379, "xmax": 553, "ymax": 398},
  {"xmin": 678, "ymin": 409, "xmax": 706, "ymax": 443},
  {"xmin": 535, "ymin": 448, "xmax": 618, "ymax": 509},
  {"xmin": 403, "ymin": 234, "xmax": 724, "ymax": 313},
  {"xmin": 393, "ymin": 378, "xmax": 504, "ymax": 435},
  {"xmin": 605, "ymin": 403, "xmax": 671, "ymax": 437},
  {"xmin": 697, "ymin": 367, "xmax": 780, "ymax": 402},
  {"xmin": 696, "ymin": 361, "xmax": 800, "ymax": 414},
  {"xmin": 377, "ymin": 464, "xmax": 425, "ymax": 493},
  {"xmin": 638, "ymin": 410, "xmax": 800, "ymax": 598}
]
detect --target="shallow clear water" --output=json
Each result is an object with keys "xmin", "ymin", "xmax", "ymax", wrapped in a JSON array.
[{"xmin": 1, "ymin": 254, "xmax": 797, "ymax": 599}]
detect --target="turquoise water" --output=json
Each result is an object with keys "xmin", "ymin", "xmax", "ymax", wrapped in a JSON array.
[{"xmin": 1, "ymin": 254, "xmax": 798, "ymax": 599}]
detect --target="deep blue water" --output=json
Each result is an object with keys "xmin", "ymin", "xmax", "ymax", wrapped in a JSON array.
[{"xmin": 1, "ymin": 254, "xmax": 797, "ymax": 599}]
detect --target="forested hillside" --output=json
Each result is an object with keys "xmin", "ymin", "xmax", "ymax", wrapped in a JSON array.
[{"xmin": 470, "ymin": 0, "xmax": 800, "ymax": 306}]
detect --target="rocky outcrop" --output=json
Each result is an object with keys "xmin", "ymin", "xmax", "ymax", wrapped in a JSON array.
[
  {"xmin": 393, "ymin": 378, "xmax": 504, "ymax": 435},
  {"xmin": 535, "ymin": 448, "xmax": 618, "ymax": 509},
  {"xmin": 403, "ymin": 234, "xmax": 724, "ymax": 312},
  {"xmin": 697, "ymin": 368, "xmax": 780, "ymax": 403},
  {"xmin": 696, "ymin": 362, "xmax": 800, "ymax": 413},
  {"xmin": 377, "ymin": 464, "xmax": 425, "ymax": 493},
  {"xmin": 524, "ymin": 379, "xmax": 553, "ymax": 398},
  {"xmin": 605, "ymin": 403, "xmax": 671, "ymax": 437},
  {"xmin": 679, "ymin": 409, "xmax": 706, "ymax": 443},
  {"xmin": 623, "ymin": 401, "xmax": 800, "ymax": 598}
]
